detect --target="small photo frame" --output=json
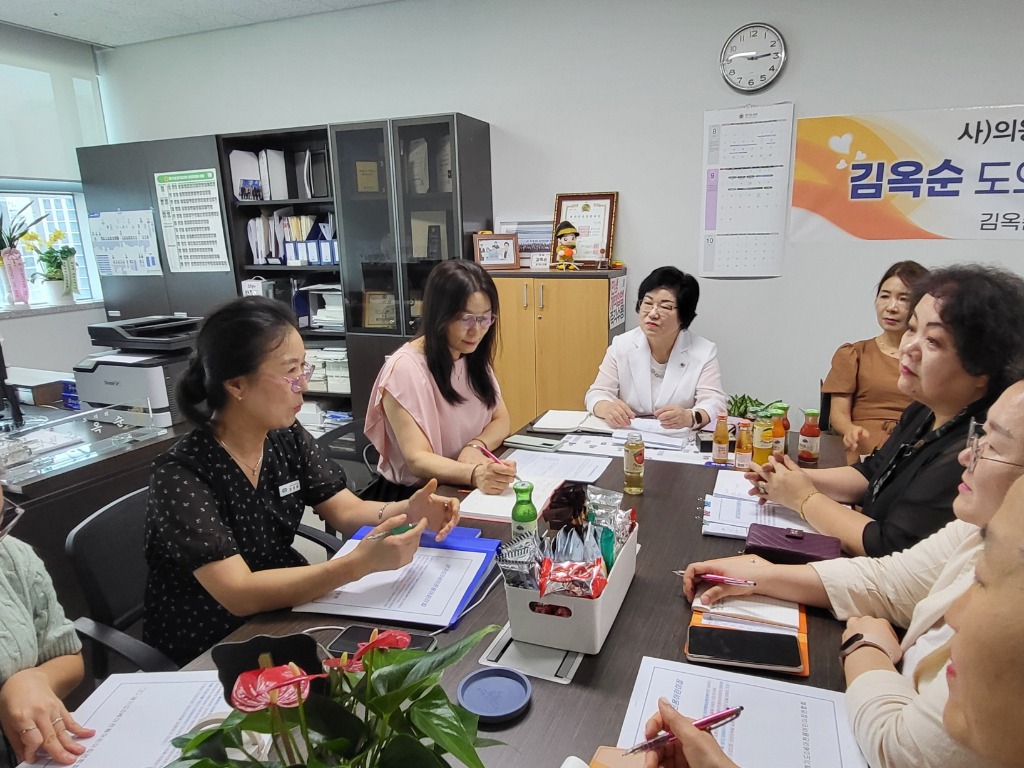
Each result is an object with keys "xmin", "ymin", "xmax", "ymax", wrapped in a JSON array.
[
  {"xmin": 362, "ymin": 291, "xmax": 397, "ymax": 329},
  {"xmin": 552, "ymin": 192, "xmax": 618, "ymax": 269},
  {"xmin": 472, "ymin": 233, "xmax": 520, "ymax": 271}
]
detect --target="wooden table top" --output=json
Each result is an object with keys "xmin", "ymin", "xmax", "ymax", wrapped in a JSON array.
[{"xmin": 185, "ymin": 435, "xmax": 848, "ymax": 766}]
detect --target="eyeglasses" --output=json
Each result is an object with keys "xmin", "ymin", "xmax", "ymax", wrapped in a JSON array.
[
  {"xmin": 639, "ymin": 298, "xmax": 677, "ymax": 315},
  {"xmin": 966, "ymin": 418, "xmax": 1024, "ymax": 473},
  {"xmin": 0, "ymin": 497, "xmax": 25, "ymax": 541},
  {"xmin": 456, "ymin": 313, "xmax": 496, "ymax": 330},
  {"xmin": 283, "ymin": 361, "xmax": 316, "ymax": 393}
]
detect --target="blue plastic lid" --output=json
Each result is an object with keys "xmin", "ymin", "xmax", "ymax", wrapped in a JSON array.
[{"xmin": 457, "ymin": 667, "xmax": 532, "ymax": 723}]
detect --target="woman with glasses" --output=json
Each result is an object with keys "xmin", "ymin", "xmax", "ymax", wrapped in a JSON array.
[
  {"xmin": 585, "ymin": 267, "xmax": 727, "ymax": 430},
  {"xmin": 750, "ymin": 264, "xmax": 1024, "ymax": 557},
  {"xmin": 144, "ymin": 296, "xmax": 459, "ymax": 665},
  {"xmin": 678, "ymin": 380, "xmax": 1024, "ymax": 768},
  {"xmin": 365, "ymin": 260, "xmax": 515, "ymax": 500},
  {"xmin": 822, "ymin": 260, "xmax": 929, "ymax": 464},
  {"xmin": 0, "ymin": 488, "xmax": 95, "ymax": 766}
]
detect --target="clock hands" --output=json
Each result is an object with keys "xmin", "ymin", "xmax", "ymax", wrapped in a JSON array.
[{"xmin": 726, "ymin": 51, "xmax": 775, "ymax": 61}]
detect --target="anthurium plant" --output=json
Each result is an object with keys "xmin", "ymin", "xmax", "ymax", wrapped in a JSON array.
[{"xmin": 166, "ymin": 625, "xmax": 502, "ymax": 768}]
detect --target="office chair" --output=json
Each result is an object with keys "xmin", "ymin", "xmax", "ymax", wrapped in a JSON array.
[
  {"xmin": 818, "ymin": 380, "xmax": 833, "ymax": 433},
  {"xmin": 66, "ymin": 487, "xmax": 342, "ymax": 679},
  {"xmin": 315, "ymin": 419, "xmax": 379, "ymax": 497}
]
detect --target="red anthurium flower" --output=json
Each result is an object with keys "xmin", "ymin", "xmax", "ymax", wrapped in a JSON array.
[
  {"xmin": 322, "ymin": 630, "xmax": 413, "ymax": 673},
  {"xmin": 231, "ymin": 663, "xmax": 327, "ymax": 713}
]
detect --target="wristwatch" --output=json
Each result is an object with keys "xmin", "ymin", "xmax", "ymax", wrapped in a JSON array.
[
  {"xmin": 691, "ymin": 410, "xmax": 705, "ymax": 429},
  {"xmin": 838, "ymin": 633, "xmax": 894, "ymax": 663}
]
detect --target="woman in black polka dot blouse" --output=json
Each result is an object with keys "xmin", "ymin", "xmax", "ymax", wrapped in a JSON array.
[{"xmin": 143, "ymin": 297, "xmax": 460, "ymax": 665}]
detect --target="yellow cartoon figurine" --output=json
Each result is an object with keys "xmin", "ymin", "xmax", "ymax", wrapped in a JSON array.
[{"xmin": 553, "ymin": 220, "xmax": 580, "ymax": 270}]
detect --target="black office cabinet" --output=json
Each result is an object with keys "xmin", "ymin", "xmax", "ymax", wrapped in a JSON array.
[{"xmin": 77, "ymin": 136, "xmax": 238, "ymax": 319}]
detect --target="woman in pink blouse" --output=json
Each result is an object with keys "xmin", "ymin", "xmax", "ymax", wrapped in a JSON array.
[{"xmin": 365, "ymin": 261, "xmax": 516, "ymax": 500}]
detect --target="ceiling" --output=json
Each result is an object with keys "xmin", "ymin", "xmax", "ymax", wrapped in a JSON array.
[{"xmin": 0, "ymin": 0, "xmax": 400, "ymax": 48}]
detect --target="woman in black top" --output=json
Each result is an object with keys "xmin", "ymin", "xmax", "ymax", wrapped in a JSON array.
[
  {"xmin": 143, "ymin": 297, "xmax": 459, "ymax": 665},
  {"xmin": 749, "ymin": 264, "xmax": 1024, "ymax": 556}
]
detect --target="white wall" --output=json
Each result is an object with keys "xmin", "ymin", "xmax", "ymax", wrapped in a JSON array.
[
  {"xmin": 94, "ymin": 0, "xmax": 1024, "ymax": 411},
  {"xmin": 0, "ymin": 307, "xmax": 106, "ymax": 371}
]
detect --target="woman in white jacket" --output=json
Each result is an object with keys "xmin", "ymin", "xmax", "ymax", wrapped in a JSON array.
[
  {"xmin": 681, "ymin": 379, "xmax": 1024, "ymax": 768},
  {"xmin": 584, "ymin": 267, "xmax": 727, "ymax": 430}
]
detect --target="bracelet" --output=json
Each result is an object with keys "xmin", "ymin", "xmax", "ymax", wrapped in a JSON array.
[
  {"xmin": 838, "ymin": 633, "xmax": 895, "ymax": 664},
  {"xmin": 798, "ymin": 491, "xmax": 822, "ymax": 520},
  {"xmin": 466, "ymin": 439, "xmax": 486, "ymax": 451},
  {"xmin": 377, "ymin": 502, "xmax": 392, "ymax": 521},
  {"xmin": 470, "ymin": 463, "xmax": 482, "ymax": 488}
]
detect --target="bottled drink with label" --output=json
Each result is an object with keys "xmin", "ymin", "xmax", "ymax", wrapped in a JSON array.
[
  {"xmin": 712, "ymin": 413, "xmax": 730, "ymax": 464},
  {"xmin": 752, "ymin": 411, "xmax": 774, "ymax": 465},
  {"xmin": 623, "ymin": 431, "xmax": 645, "ymax": 495},
  {"xmin": 777, "ymin": 403, "xmax": 791, "ymax": 432},
  {"xmin": 770, "ymin": 408, "xmax": 787, "ymax": 456},
  {"xmin": 510, "ymin": 480, "xmax": 538, "ymax": 536},
  {"xmin": 734, "ymin": 420, "xmax": 753, "ymax": 470},
  {"xmin": 798, "ymin": 409, "xmax": 821, "ymax": 467}
]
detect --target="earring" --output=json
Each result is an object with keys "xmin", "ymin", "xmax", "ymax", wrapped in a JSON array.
[{"xmin": 236, "ymin": 395, "xmax": 242, "ymax": 402}]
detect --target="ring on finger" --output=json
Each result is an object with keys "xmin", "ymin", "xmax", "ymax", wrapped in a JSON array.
[
  {"xmin": 52, "ymin": 716, "xmax": 63, "ymax": 725},
  {"xmin": 19, "ymin": 725, "xmax": 39, "ymax": 735},
  {"xmin": 757, "ymin": 481, "xmax": 767, "ymax": 493}
]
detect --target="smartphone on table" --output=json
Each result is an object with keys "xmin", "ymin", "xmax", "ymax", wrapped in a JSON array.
[
  {"xmin": 327, "ymin": 625, "xmax": 437, "ymax": 656},
  {"xmin": 685, "ymin": 625, "xmax": 802, "ymax": 672}
]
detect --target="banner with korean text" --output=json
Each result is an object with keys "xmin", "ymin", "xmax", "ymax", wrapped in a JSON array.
[{"xmin": 791, "ymin": 106, "xmax": 1024, "ymax": 240}]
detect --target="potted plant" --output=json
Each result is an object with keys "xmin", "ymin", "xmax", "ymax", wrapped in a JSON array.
[
  {"xmin": 166, "ymin": 625, "xmax": 502, "ymax": 768},
  {"xmin": 22, "ymin": 228, "xmax": 78, "ymax": 305},
  {"xmin": 0, "ymin": 204, "xmax": 45, "ymax": 306}
]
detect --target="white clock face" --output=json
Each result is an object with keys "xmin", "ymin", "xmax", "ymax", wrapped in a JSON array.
[{"xmin": 720, "ymin": 23, "xmax": 786, "ymax": 92}]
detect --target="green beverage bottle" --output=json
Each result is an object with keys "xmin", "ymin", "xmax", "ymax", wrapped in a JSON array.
[{"xmin": 511, "ymin": 480, "xmax": 538, "ymax": 536}]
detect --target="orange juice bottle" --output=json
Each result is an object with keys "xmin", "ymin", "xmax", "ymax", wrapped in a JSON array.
[
  {"xmin": 734, "ymin": 420, "xmax": 753, "ymax": 470},
  {"xmin": 711, "ymin": 413, "xmax": 730, "ymax": 464},
  {"xmin": 752, "ymin": 411, "xmax": 773, "ymax": 465},
  {"xmin": 770, "ymin": 408, "xmax": 787, "ymax": 456}
]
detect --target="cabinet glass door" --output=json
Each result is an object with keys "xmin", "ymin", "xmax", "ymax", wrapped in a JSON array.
[
  {"xmin": 392, "ymin": 115, "xmax": 458, "ymax": 335},
  {"xmin": 330, "ymin": 121, "xmax": 398, "ymax": 334}
]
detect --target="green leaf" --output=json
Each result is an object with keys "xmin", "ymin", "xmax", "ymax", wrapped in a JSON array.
[
  {"xmin": 369, "ymin": 625, "xmax": 499, "ymax": 714},
  {"xmin": 302, "ymin": 693, "xmax": 368, "ymax": 755},
  {"xmin": 378, "ymin": 733, "xmax": 448, "ymax": 768},
  {"xmin": 408, "ymin": 687, "xmax": 486, "ymax": 768}
]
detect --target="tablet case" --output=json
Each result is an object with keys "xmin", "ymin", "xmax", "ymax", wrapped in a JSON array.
[{"xmin": 744, "ymin": 523, "xmax": 841, "ymax": 565}]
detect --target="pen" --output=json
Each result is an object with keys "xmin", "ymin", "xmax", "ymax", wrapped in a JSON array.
[
  {"xmin": 623, "ymin": 706, "xmax": 744, "ymax": 755},
  {"xmin": 472, "ymin": 444, "xmax": 522, "ymax": 483},
  {"xmin": 364, "ymin": 523, "xmax": 416, "ymax": 541},
  {"xmin": 697, "ymin": 573, "xmax": 757, "ymax": 587}
]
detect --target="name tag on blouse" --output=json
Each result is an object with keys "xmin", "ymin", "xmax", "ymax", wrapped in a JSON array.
[{"xmin": 279, "ymin": 480, "xmax": 301, "ymax": 497}]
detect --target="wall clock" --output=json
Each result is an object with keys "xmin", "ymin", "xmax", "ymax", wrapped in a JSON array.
[{"xmin": 720, "ymin": 23, "xmax": 786, "ymax": 92}]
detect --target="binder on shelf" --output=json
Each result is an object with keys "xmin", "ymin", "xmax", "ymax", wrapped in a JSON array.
[
  {"xmin": 259, "ymin": 149, "xmax": 289, "ymax": 200},
  {"xmin": 229, "ymin": 150, "xmax": 261, "ymax": 200}
]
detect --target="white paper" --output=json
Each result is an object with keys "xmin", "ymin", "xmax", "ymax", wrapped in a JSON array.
[
  {"xmin": 698, "ymin": 614, "xmax": 798, "ymax": 636},
  {"xmin": 532, "ymin": 410, "xmax": 614, "ymax": 434},
  {"xmin": 88, "ymin": 209, "xmax": 163, "ymax": 277},
  {"xmin": 692, "ymin": 586, "xmax": 801, "ymax": 629},
  {"xmin": 558, "ymin": 434, "xmax": 707, "ymax": 465},
  {"xmin": 294, "ymin": 540, "xmax": 486, "ymax": 626},
  {"xmin": 611, "ymin": 428, "xmax": 686, "ymax": 451},
  {"xmin": 24, "ymin": 672, "xmax": 223, "ymax": 768},
  {"xmin": 713, "ymin": 470, "xmax": 758, "ymax": 500},
  {"xmin": 154, "ymin": 168, "xmax": 231, "ymax": 273},
  {"xmin": 617, "ymin": 657, "xmax": 867, "ymax": 767},
  {"xmin": 702, "ymin": 495, "xmax": 814, "ymax": 539},
  {"xmin": 700, "ymin": 102, "xmax": 794, "ymax": 278}
]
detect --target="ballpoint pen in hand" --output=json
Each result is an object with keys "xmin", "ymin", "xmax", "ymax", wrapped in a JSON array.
[
  {"xmin": 623, "ymin": 706, "xmax": 744, "ymax": 755},
  {"xmin": 472, "ymin": 444, "xmax": 522, "ymax": 483},
  {"xmin": 363, "ymin": 523, "xmax": 416, "ymax": 541},
  {"xmin": 671, "ymin": 571, "xmax": 758, "ymax": 588}
]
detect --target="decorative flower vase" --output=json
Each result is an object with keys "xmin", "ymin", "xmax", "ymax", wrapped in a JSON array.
[
  {"xmin": 1, "ymin": 247, "xmax": 30, "ymax": 304},
  {"xmin": 41, "ymin": 279, "xmax": 74, "ymax": 305},
  {"xmin": 0, "ymin": 268, "xmax": 10, "ymax": 308}
]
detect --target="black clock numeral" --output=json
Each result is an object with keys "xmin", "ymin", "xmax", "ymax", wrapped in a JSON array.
[
  {"xmin": 760, "ymin": 74, "xmax": 767, "ymax": 82},
  {"xmin": 773, "ymin": 52, "xmax": 780, "ymax": 58},
  {"xmin": 728, "ymin": 69, "xmax": 735, "ymax": 75},
  {"xmin": 748, "ymin": 79, "xmax": 754, "ymax": 86},
  {"xmin": 751, "ymin": 29, "xmax": 758, "ymax": 37},
  {"xmin": 769, "ymin": 65, "xmax": 776, "ymax": 71},
  {"xmin": 735, "ymin": 76, "xmax": 743, "ymax": 84},
  {"xmin": 770, "ymin": 40, "xmax": 777, "ymax": 47},
  {"xmin": 730, "ymin": 45, "xmax": 737, "ymax": 52}
]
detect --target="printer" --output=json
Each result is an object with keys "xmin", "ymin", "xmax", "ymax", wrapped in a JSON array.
[{"xmin": 74, "ymin": 316, "xmax": 201, "ymax": 427}]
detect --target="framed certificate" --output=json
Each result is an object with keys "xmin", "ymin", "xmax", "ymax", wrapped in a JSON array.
[
  {"xmin": 552, "ymin": 192, "xmax": 618, "ymax": 268},
  {"xmin": 362, "ymin": 291, "xmax": 397, "ymax": 329}
]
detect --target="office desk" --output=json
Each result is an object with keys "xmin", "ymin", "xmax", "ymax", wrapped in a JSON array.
[
  {"xmin": 4, "ymin": 407, "xmax": 188, "ymax": 619},
  {"xmin": 186, "ymin": 437, "xmax": 847, "ymax": 766}
]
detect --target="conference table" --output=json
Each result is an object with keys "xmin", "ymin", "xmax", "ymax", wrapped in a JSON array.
[{"xmin": 185, "ymin": 434, "xmax": 847, "ymax": 766}]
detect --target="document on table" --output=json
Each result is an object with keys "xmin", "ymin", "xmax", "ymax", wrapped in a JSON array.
[
  {"xmin": 713, "ymin": 470, "xmax": 758, "ymax": 500},
  {"xmin": 558, "ymin": 433, "xmax": 706, "ymax": 465},
  {"xmin": 294, "ymin": 539, "xmax": 488, "ymax": 626},
  {"xmin": 617, "ymin": 657, "xmax": 867, "ymax": 768},
  {"xmin": 692, "ymin": 586, "xmax": 802, "ymax": 630},
  {"xmin": 702, "ymin": 495, "xmax": 813, "ymax": 539},
  {"xmin": 24, "ymin": 672, "xmax": 224, "ymax": 768},
  {"xmin": 458, "ymin": 449, "xmax": 611, "ymax": 522}
]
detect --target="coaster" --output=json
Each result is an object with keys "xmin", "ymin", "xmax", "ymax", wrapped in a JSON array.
[
  {"xmin": 478, "ymin": 622, "xmax": 584, "ymax": 684},
  {"xmin": 457, "ymin": 667, "xmax": 531, "ymax": 723}
]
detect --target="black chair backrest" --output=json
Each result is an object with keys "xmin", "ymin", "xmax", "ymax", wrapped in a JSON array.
[
  {"xmin": 315, "ymin": 419, "xmax": 379, "ymax": 495},
  {"xmin": 65, "ymin": 487, "xmax": 149, "ymax": 630},
  {"xmin": 819, "ymin": 381, "xmax": 833, "ymax": 433}
]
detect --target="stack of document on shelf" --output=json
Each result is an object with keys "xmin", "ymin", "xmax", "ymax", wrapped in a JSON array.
[
  {"xmin": 617, "ymin": 657, "xmax": 867, "ymax": 766},
  {"xmin": 702, "ymin": 471, "xmax": 812, "ymax": 539},
  {"xmin": 294, "ymin": 527, "xmax": 499, "ymax": 628},
  {"xmin": 459, "ymin": 449, "xmax": 611, "ymax": 523}
]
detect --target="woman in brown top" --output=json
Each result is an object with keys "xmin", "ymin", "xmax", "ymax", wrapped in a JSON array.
[{"xmin": 823, "ymin": 261, "xmax": 929, "ymax": 463}]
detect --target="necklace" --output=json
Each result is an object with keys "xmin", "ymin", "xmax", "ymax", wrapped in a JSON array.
[
  {"xmin": 218, "ymin": 437, "xmax": 264, "ymax": 478},
  {"xmin": 650, "ymin": 366, "xmax": 664, "ymax": 379},
  {"xmin": 876, "ymin": 335, "xmax": 900, "ymax": 358}
]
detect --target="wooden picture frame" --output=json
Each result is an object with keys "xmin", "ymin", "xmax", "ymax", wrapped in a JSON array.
[
  {"xmin": 552, "ymin": 192, "xmax": 618, "ymax": 269},
  {"xmin": 496, "ymin": 219, "xmax": 554, "ymax": 267},
  {"xmin": 472, "ymin": 233, "xmax": 520, "ymax": 271},
  {"xmin": 362, "ymin": 290, "xmax": 397, "ymax": 329}
]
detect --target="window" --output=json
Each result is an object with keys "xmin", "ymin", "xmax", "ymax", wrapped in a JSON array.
[{"xmin": 0, "ymin": 188, "xmax": 102, "ymax": 304}]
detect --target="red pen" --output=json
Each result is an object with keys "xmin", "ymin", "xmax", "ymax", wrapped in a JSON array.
[{"xmin": 623, "ymin": 706, "xmax": 744, "ymax": 755}]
